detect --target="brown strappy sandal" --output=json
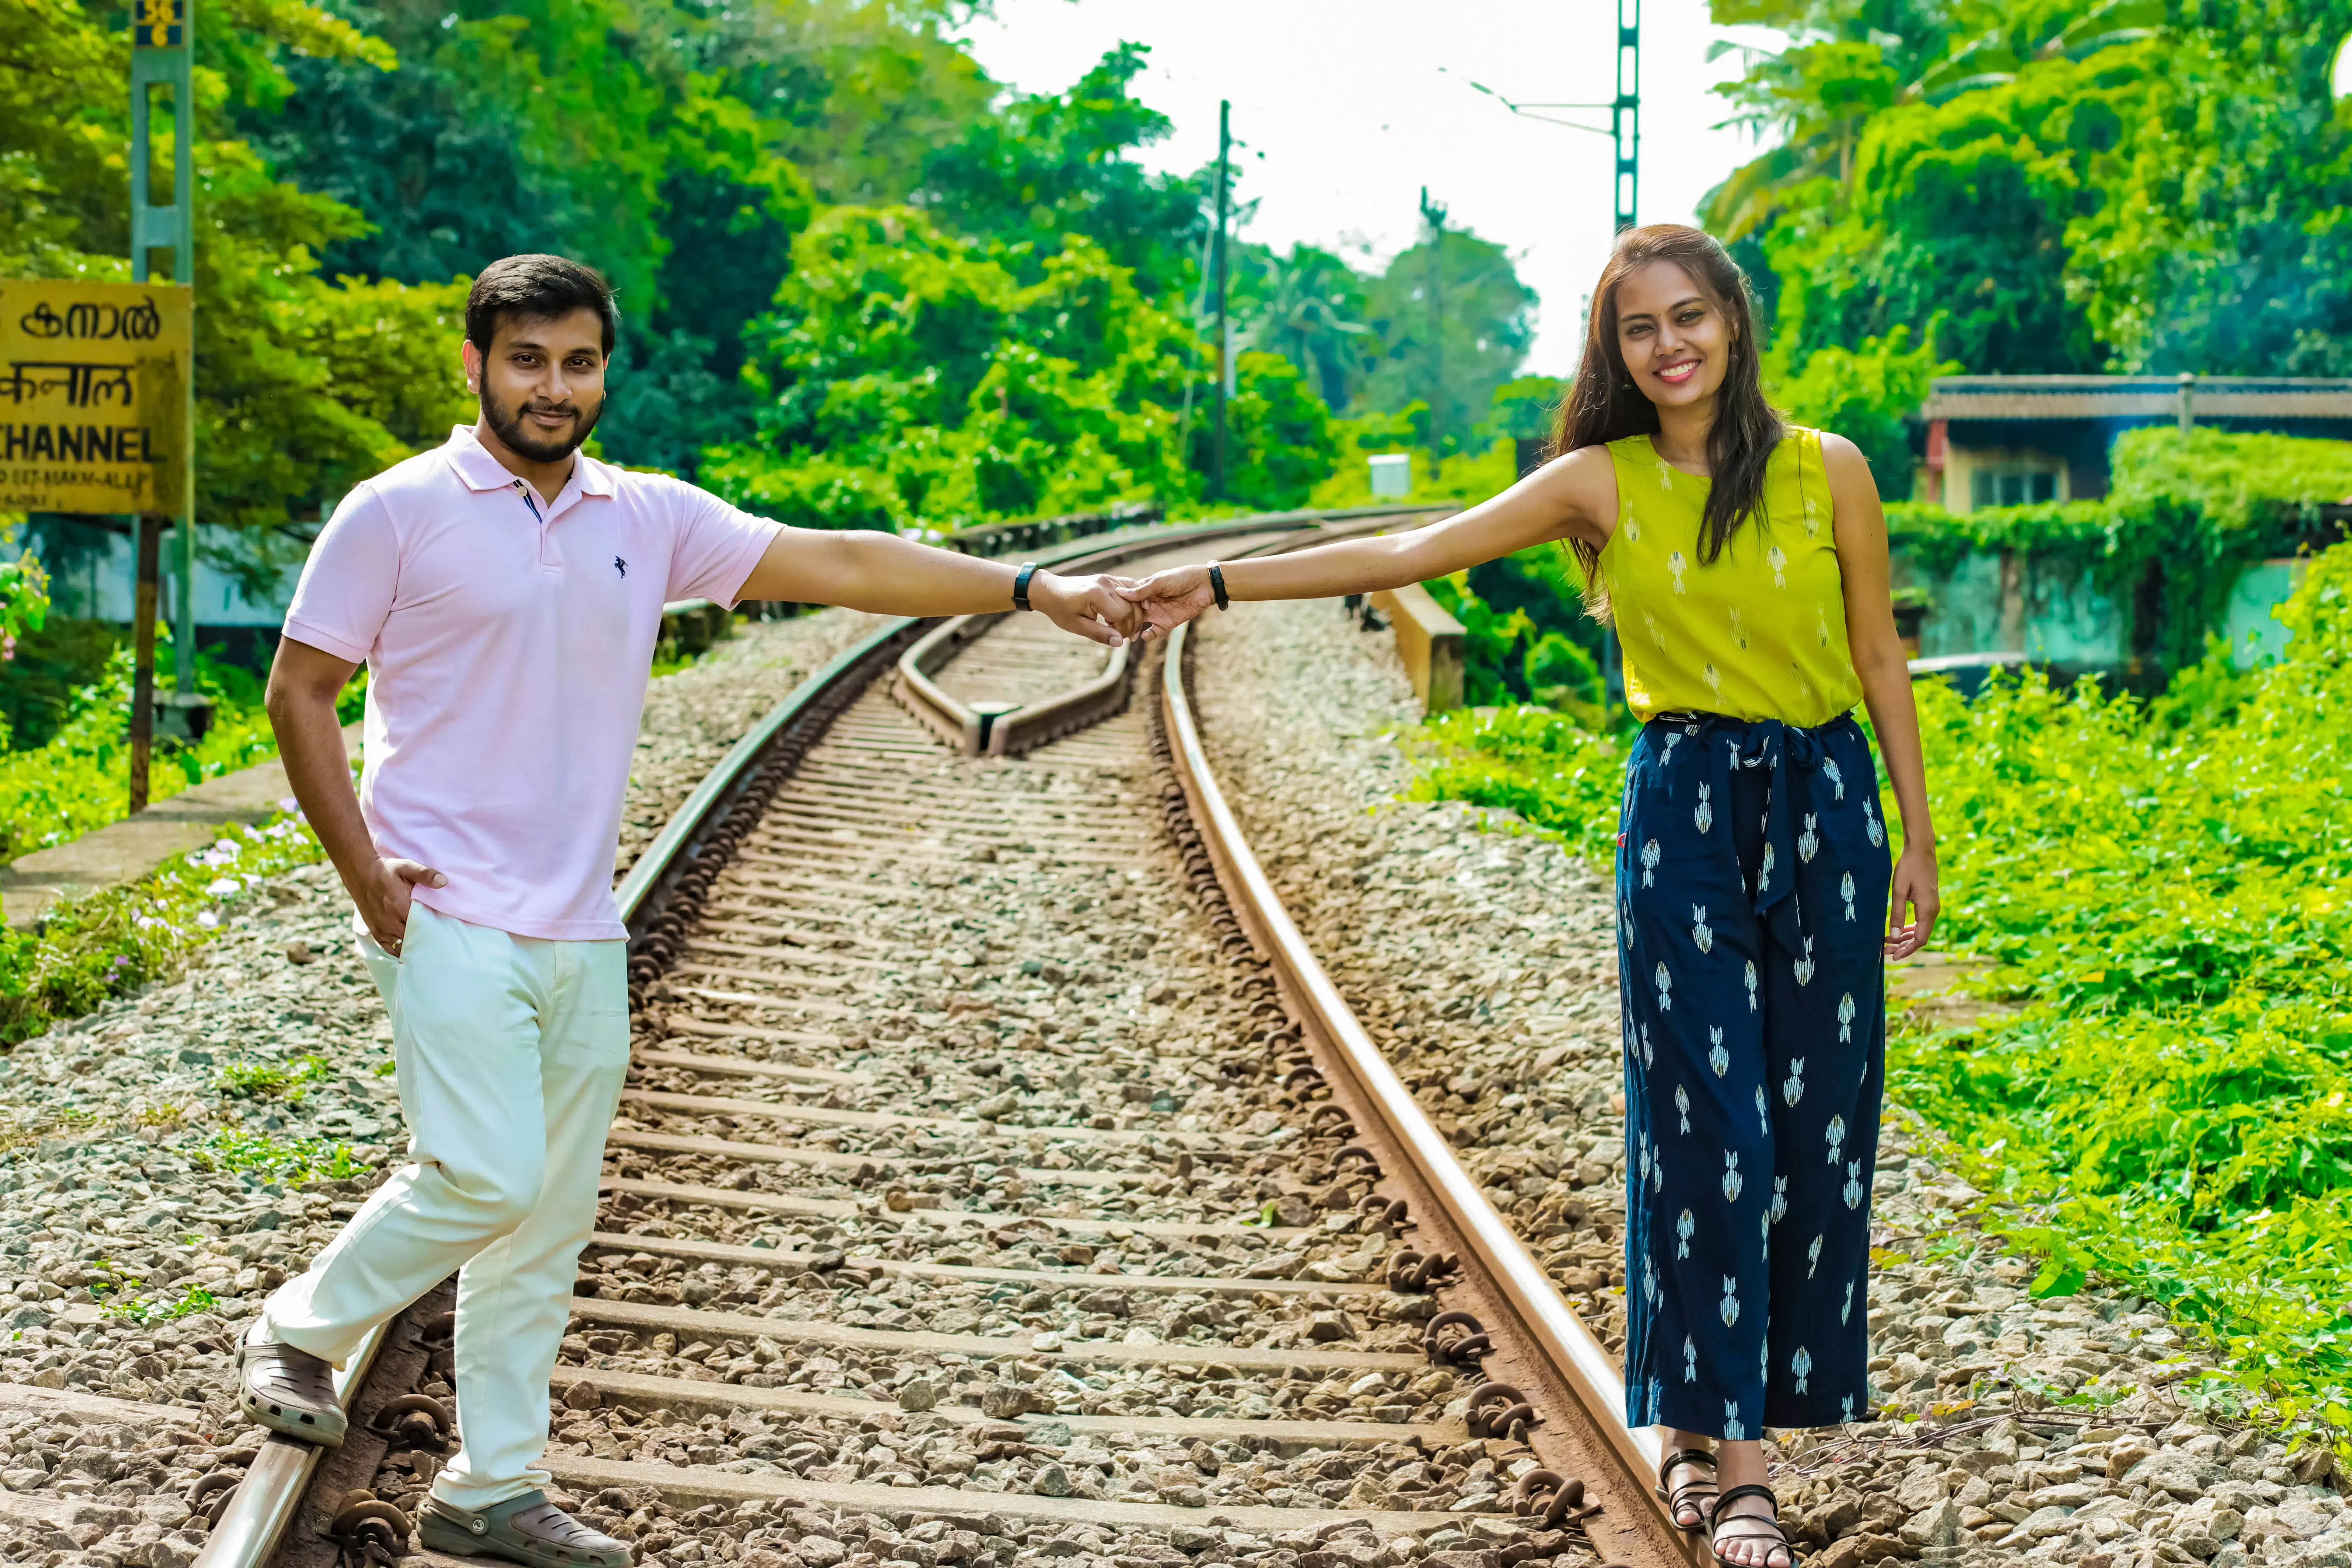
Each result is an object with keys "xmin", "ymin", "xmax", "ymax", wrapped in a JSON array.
[
  {"xmin": 1655, "ymin": 1446, "xmax": 1718, "ymax": 1533},
  {"xmin": 1711, "ymin": 1482, "xmax": 1798, "ymax": 1568}
]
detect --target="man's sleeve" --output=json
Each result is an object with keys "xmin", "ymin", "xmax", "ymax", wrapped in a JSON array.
[
  {"xmin": 282, "ymin": 486, "xmax": 398, "ymax": 665},
  {"xmin": 667, "ymin": 481, "xmax": 784, "ymax": 607}
]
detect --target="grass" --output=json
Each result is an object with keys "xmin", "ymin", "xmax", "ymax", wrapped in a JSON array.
[
  {"xmin": 212, "ymin": 1054, "xmax": 331, "ymax": 1104},
  {"xmin": 187, "ymin": 1127, "xmax": 371, "ymax": 1184},
  {"xmin": 1402, "ymin": 538, "xmax": 2352, "ymax": 1447},
  {"xmin": 86, "ymin": 1258, "xmax": 218, "ymax": 1324}
]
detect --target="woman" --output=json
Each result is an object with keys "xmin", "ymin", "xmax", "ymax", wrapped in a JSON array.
[{"xmin": 1117, "ymin": 223, "xmax": 1938, "ymax": 1568}]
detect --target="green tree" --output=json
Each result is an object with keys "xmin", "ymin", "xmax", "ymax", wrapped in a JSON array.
[
  {"xmin": 1359, "ymin": 225, "xmax": 1536, "ymax": 452},
  {"xmin": 2, "ymin": 0, "xmax": 467, "ymax": 580},
  {"xmin": 1244, "ymin": 244, "xmax": 1376, "ymax": 412},
  {"xmin": 1711, "ymin": 0, "xmax": 2352, "ymax": 391},
  {"xmin": 919, "ymin": 43, "xmax": 1206, "ymax": 301},
  {"xmin": 704, "ymin": 206, "xmax": 1195, "ymax": 529}
]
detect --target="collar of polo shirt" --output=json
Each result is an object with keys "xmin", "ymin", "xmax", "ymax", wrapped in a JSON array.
[{"xmin": 441, "ymin": 424, "xmax": 617, "ymax": 502}]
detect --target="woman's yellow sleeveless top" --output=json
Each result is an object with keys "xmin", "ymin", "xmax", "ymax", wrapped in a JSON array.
[{"xmin": 1595, "ymin": 427, "xmax": 1861, "ymax": 728}]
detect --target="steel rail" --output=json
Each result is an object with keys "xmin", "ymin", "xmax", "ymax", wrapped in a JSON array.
[
  {"xmin": 1159, "ymin": 615, "xmax": 1702, "ymax": 1568},
  {"xmin": 890, "ymin": 507, "xmax": 1452, "ymax": 760},
  {"xmin": 200, "ymin": 505, "xmax": 1446, "ymax": 1568},
  {"xmin": 190, "ymin": 1322, "xmax": 389, "ymax": 1568}
]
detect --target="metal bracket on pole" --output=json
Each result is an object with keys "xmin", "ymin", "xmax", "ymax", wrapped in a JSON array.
[{"xmin": 1612, "ymin": 0, "xmax": 1641, "ymax": 233}]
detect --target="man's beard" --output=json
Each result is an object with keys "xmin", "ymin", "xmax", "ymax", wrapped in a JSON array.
[{"xmin": 482, "ymin": 383, "xmax": 604, "ymax": 464}]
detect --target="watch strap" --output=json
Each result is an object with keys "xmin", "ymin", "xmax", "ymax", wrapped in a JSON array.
[
  {"xmin": 1013, "ymin": 561, "xmax": 1038, "ymax": 612},
  {"xmin": 1208, "ymin": 562, "xmax": 1229, "ymax": 611}
]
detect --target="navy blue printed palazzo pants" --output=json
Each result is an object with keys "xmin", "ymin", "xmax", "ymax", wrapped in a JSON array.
[{"xmin": 1616, "ymin": 713, "xmax": 1891, "ymax": 1440}]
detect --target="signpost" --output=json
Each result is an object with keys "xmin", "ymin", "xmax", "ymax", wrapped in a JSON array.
[
  {"xmin": 132, "ymin": 0, "xmax": 200, "ymax": 805},
  {"xmin": 0, "ymin": 280, "xmax": 193, "ymax": 809}
]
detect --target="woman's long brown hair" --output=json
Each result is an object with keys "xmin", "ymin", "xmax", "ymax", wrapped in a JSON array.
[{"xmin": 1554, "ymin": 224, "xmax": 1783, "ymax": 622}]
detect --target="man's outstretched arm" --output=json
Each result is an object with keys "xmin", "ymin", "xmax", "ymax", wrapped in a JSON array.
[
  {"xmin": 264, "ymin": 637, "xmax": 443, "ymax": 954},
  {"xmin": 737, "ymin": 527, "xmax": 1142, "ymax": 646}
]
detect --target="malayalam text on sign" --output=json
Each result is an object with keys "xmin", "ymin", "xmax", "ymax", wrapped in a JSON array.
[{"xmin": 0, "ymin": 279, "xmax": 192, "ymax": 515}]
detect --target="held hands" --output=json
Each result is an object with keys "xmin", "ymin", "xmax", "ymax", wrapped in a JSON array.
[
  {"xmin": 350, "ymin": 854, "xmax": 446, "ymax": 956},
  {"xmin": 1031, "ymin": 571, "xmax": 1146, "ymax": 649},
  {"xmin": 1110, "ymin": 564, "xmax": 1218, "ymax": 640},
  {"xmin": 1885, "ymin": 840, "xmax": 1940, "ymax": 961}
]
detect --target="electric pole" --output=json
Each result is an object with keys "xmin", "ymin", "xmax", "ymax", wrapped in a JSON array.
[
  {"xmin": 1419, "ymin": 188, "xmax": 1447, "ymax": 456},
  {"xmin": 1210, "ymin": 100, "xmax": 1231, "ymax": 500},
  {"xmin": 1614, "ymin": 0, "xmax": 1641, "ymax": 231}
]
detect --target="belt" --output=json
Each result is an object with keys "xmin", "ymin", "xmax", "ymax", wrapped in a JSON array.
[{"xmin": 1647, "ymin": 710, "xmax": 1857, "ymax": 931}]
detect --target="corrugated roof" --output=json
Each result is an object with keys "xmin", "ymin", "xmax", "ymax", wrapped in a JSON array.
[{"xmin": 1923, "ymin": 375, "xmax": 2352, "ymax": 422}]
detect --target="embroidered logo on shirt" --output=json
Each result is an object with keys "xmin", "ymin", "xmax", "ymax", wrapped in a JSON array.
[{"xmin": 614, "ymin": 556, "xmax": 628, "ymax": 578}]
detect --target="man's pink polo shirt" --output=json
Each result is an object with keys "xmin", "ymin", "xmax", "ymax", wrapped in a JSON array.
[{"xmin": 283, "ymin": 425, "xmax": 781, "ymax": 940}]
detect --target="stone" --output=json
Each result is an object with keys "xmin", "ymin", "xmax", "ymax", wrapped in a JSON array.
[
  {"xmin": 897, "ymin": 1377, "xmax": 940, "ymax": 1413},
  {"xmin": 1419, "ymin": 1553, "xmax": 1499, "ymax": 1568},
  {"xmin": 978, "ymin": 1382, "xmax": 1047, "ymax": 1420},
  {"xmin": 802, "ymin": 1541, "xmax": 850, "ymax": 1568},
  {"xmin": 1900, "ymin": 1500, "xmax": 1963, "ymax": 1550},
  {"xmin": 1799, "ymin": 1492, "xmax": 1865, "ymax": 1546},
  {"xmin": 562, "ymin": 1380, "xmax": 601, "ymax": 1412},
  {"xmin": 1033, "ymin": 1465, "xmax": 1073, "ymax": 1499}
]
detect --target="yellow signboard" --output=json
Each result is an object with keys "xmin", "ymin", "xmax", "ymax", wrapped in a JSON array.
[{"xmin": 0, "ymin": 279, "xmax": 192, "ymax": 516}]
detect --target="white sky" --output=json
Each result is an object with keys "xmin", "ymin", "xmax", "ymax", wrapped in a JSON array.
[{"xmin": 959, "ymin": 0, "xmax": 1786, "ymax": 376}]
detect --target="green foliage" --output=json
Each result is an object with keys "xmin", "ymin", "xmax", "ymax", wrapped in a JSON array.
[
  {"xmin": 1765, "ymin": 324, "xmax": 1956, "ymax": 499},
  {"xmin": 706, "ymin": 207, "xmax": 1188, "ymax": 528},
  {"xmin": 1888, "ymin": 544, "xmax": 2352, "ymax": 1433},
  {"xmin": 87, "ymin": 1260, "xmax": 218, "ymax": 1325},
  {"xmin": 1213, "ymin": 353, "xmax": 1340, "ymax": 512},
  {"xmin": 1359, "ymin": 228, "xmax": 1537, "ymax": 451},
  {"xmin": 1713, "ymin": 0, "xmax": 2352, "ymax": 382},
  {"xmin": 189, "ymin": 1128, "xmax": 371, "ymax": 1183},
  {"xmin": 214, "ymin": 1054, "xmax": 332, "ymax": 1104},
  {"xmin": 1244, "ymin": 245, "xmax": 1379, "ymax": 413},
  {"xmin": 706, "ymin": 209, "xmax": 1345, "ymax": 526},
  {"xmin": 0, "ymin": 813, "xmax": 325, "ymax": 1047},
  {"xmin": 3, "ymin": 0, "xmax": 472, "ymax": 538},
  {"xmin": 1418, "ymin": 547, "xmax": 1610, "ymax": 722},
  {"xmin": 1403, "ymin": 705, "xmax": 1628, "ymax": 865},
  {"xmin": 0, "ymin": 642, "xmax": 332, "ymax": 861},
  {"xmin": 1480, "ymin": 376, "xmax": 1565, "ymax": 444},
  {"xmin": 920, "ymin": 43, "xmax": 1203, "ymax": 302}
]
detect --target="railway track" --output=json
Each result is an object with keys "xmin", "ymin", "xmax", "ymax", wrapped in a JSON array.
[{"xmin": 192, "ymin": 514, "xmax": 1702, "ymax": 1568}]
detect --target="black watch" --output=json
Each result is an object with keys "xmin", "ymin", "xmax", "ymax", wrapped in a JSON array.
[{"xmin": 1012, "ymin": 561, "xmax": 1038, "ymax": 611}]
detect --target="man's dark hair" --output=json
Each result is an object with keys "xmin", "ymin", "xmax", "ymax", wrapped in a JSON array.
[{"xmin": 464, "ymin": 254, "xmax": 617, "ymax": 358}]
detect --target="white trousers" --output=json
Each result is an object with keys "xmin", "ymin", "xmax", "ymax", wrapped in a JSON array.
[{"xmin": 258, "ymin": 902, "xmax": 628, "ymax": 1508}]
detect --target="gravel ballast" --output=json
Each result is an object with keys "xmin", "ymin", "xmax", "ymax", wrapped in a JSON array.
[
  {"xmin": 0, "ymin": 609, "xmax": 884, "ymax": 1567},
  {"xmin": 1188, "ymin": 597, "xmax": 2349, "ymax": 1568},
  {"xmin": 0, "ymin": 593, "xmax": 2338, "ymax": 1568}
]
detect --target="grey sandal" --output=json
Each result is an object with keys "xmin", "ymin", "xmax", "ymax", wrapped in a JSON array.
[
  {"xmin": 419, "ymin": 1490, "xmax": 634, "ymax": 1568},
  {"xmin": 236, "ymin": 1338, "xmax": 347, "ymax": 1447}
]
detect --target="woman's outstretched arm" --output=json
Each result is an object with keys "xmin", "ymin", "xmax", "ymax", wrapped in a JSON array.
[
  {"xmin": 1824, "ymin": 433, "xmax": 1939, "ymax": 959},
  {"xmin": 1120, "ymin": 446, "xmax": 1618, "ymax": 632}
]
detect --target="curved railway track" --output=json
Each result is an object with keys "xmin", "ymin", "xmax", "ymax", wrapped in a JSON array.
[{"xmin": 192, "ymin": 514, "xmax": 1701, "ymax": 1568}]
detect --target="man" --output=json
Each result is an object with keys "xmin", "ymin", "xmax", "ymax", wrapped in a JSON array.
[{"xmin": 244, "ymin": 254, "xmax": 1139, "ymax": 1568}]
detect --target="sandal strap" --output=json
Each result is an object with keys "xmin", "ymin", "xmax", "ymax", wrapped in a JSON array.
[
  {"xmin": 1715, "ymin": 1483, "xmax": 1779, "ymax": 1515},
  {"xmin": 1659, "ymin": 1448, "xmax": 1719, "ymax": 1480}
]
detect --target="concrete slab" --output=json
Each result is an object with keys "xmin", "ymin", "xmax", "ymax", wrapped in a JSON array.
[
  {"xmin": 526, "ymin": 1453, "xmax": 1453, "ymax": 1535},
  {"xmin": 0, "ymin": 1378, "xmax": 204, "ymax": 1425},
  {"xmin": 546, "ymin": 1365, "xmax": 1448, "ymax": 1451},
  {"xmin": 566, "ymin": 1296, "xmax": 1424, "ymax": 1375},
  {"xmin": 0, "ymin": 722, "xmax": 358, "ymax": 927}
]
